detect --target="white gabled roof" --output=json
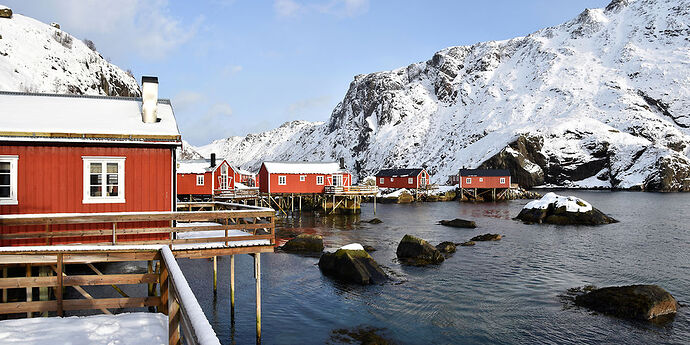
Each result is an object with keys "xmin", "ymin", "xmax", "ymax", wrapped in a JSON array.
[
  {"xmin": 262, "ymin": 161, "xmax": 347, "ymax": 174},
  {"xmin": 0, "ymin": 91, "xmax": 181, "ymax": 144},
  {"xmin": 177, "ymin": 160, "xmax": 214, "ymax": 174}
]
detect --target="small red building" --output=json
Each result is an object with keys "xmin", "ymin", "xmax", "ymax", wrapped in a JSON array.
[
  {"xmin": 177, "ymin": 155, "xmax": 235, "ymax": 197},
  {"xmin": 375, "ymin": 168, "xmax": 430, "ymax": 189},
  {"xmin": 459, "ymin": 169, "xmax": 511, "ymax": 189},
  {"xmin": 0, "ymin": 77, "xmax": 181, "ymax": 246},
  {"xmin": 258, "ymin": 161, "xmax": 351, "ymax": 194}
]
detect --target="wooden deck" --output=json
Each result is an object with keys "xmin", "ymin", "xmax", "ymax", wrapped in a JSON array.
[{"xmin": 324, "ymin": 185, "xmax": 378, "ymax": 196}]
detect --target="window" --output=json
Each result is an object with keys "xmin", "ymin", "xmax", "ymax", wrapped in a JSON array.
[
  {"xmin": 466, "ymin": 178, "xmax": 472, "ymax": 184},
  {"xmin": 500, "ymin": 177, "xmax": 506, "ymax": 184},
  {"xmin": 300, "ymin": 175, "xmax": 306, "ymax": 182},
  {"xmin": 83, "ymin": 157, "xmax": 125, "ymax": 203},
  {"xmin": 196, "ymin": 175, "xmax": 204, "ymax": 186},
  {"xmin": 333, "ymin": 174, "xmax": 343, "ymax": 186},
  {"xmin": 316, "ymin": 176, "xmax": 324, "ymax": 185},
  {"xmin": 278, "ymin": 175, "xmax": 286, "ymax": 185},
  {"xmin": 479, "ymin": 178, "xmax": 483, "ymax": 182},
  {"xmin": 390, "ymin": 178, "xmax": 394, "ymax": 182},
  {"xmin": 379, "ymin": 178, "xmax": 384, "ymax": 184},
  {"xmin": 408, "ymin": 177, "xmax": 413, "ymax": 184},
  {"xmin": 0, "ymin": 156, "xmax": 18, "ymax": 205}
]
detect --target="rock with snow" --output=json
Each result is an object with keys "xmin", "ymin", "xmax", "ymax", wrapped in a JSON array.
[
  {"xmin": 318, "ymin": 243, "xmax": 388, "ymax": 285},
  {"xmin": 574, "ymin": 284, "xmax": 678, "ymax": 321},
  {"xmin": 396, "ymin": 234, "xmax": 444, "ymax": 266},
  {"xmin": 515, "ymin": 192, "xmax": 617, "ymax": 225},
  {"xmin": 379, "ymin": 189, "xmax": 414, "ymax": 204},
  {"xmin": 196, "ymin": 0, "xmax": 690, "ymax": 192},
  {"xmin": 0, "ymin": 7, "xmax": 139, "ymax": 96}
]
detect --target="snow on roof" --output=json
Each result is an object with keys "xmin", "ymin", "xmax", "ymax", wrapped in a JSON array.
[
  {"xmin": 523, "ymin": 192, "xmax": 593, "ymax": 213},
  {"xmin": 0, "ymin": 91, "xmax": 180, "ymax": 144},
  {"xmin": 178, "ymin": 159, "xmax": 215, "ymax": 174},
  {"xmin": 376, "ymin": 168, "xmax": 425, "ymax": 177},
  {"xmin": 262, "ymin": 161, "xmax": 347, "ymax": 174}
]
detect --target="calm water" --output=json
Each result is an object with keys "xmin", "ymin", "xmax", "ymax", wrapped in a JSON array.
[{"xmin": 178, "ymin": 190, "xmax": 690, "ymax": 344}]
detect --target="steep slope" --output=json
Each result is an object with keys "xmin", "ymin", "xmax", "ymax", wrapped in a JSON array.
[
  {"xmin": 199, "ymin": 0, "xmax": 690, "ymax": 191},
  {"xmin": 0, "ymin": 5, "xmax": 140, "ymax": 96}
]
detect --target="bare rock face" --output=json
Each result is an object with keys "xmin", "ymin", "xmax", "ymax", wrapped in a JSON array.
[
  {"xmin": 318, "ymin": 247, "xmax": 388, "ymax": 285},
  {"xmin": 281, "ymin": 234, "xmax": 324, "ymax": 253},
  {"xmin": 396, "ymin": 234, "xmax": 444, "ymax": 266},
  {"xmin": 574, "ymin": 285, "xmax": 678, "ymax": 320}
]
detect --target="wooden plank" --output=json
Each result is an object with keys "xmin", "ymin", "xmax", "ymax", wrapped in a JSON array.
[
  {"xmin": 171, "ymin": 234, "xmax": 273, "ymax": 245},
  {"xmin": 173, "ymin": 245, "xmax": 275, "ymax": 259},
  {"xmin": 0, "ymin": 276, "xmax": 57, "ymax": 289},
  {"xmin": 56, "ymin": 254, "xmax": 63, "ymax": 316},
  {"xmin": 63, "ymin": 273, "xmax": 158, "ymax": 286},
  {"xmin": 160, "ymin": 259, "xmax": 169, "ymax": 316},
  {"xmin": 86, "ymin": 263, "xmax": 129, "ymax": 298}
]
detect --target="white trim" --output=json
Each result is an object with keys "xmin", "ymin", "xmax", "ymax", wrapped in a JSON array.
[
  {"xmin": 408, "ymin": 177, "xmax": 413, "ymax": 185},
  {"xmin": 0, "ymin": 155, "xmax": 19, "ymax": 205},
  {"xmin": 465, "ymin": 177, "xmax": 472, "ymax": 184},
  {"xmin": 196, "ymin": 175, "xmax": 204, "ymax": 186},
  {"xmin": 82, "ymin": 157, "xmax": 126, "ymax": 204},
  {"xmin": 278, "ymin": 175, "xmax": 286, "ymax": 185},
  {"xmin": 316, "ymin": 175, "xmax": 324, "ymax": 185},
  {"xmin": 299, "ymin": 175, "xmax": 306, "ymax": 182},
  {"xmin": 379, "ymin": 178, "xmax": 384, "ymax": 184},
  {"xmin": 500, "ymin": 177, "xmax": 506, "ymax": 184},
  {"xmin": 479, "ymin": 177, "xmax": 483, "ymax": 182}
]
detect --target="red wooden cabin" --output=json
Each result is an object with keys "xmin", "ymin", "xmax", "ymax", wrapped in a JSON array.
[
  {"xmin": 459, "ymin": 169, "xmax": 511, "ymax": 189},
  {"xmin": 375, "ymin": 168, "xmax": 430, "ymax": 189},
  {"xmin": 258, "ymin": 161, "xmax": 352, "ymax": 194},
  {"xmin": 0, "ymin": 77, "xmax": 181, "ymax": 246},
  {"xmin": 177, "ymin": 155, "xmax": 236, "ymax": 197}
]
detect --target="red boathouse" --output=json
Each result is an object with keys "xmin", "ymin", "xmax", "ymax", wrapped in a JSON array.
[
  {"xmin": 177, "ymin": 154, "xmax": 234, "ymax": 197},
  {"xmin": 0, "ymin": 77, "xmax": 181, "ymax": 246},
  {"xmin": 459, "ymin": 169, "xmax": 511, "ymax": 189},
  {"xmin": 375, "ymin": 168, "xmax": 430, "ymax": 189},
  {"xmin": 258, "ymin": 161, "xmax": 352, "ymax": 194}
]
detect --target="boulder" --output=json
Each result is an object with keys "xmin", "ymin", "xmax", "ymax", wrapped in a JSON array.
[
  {"xmin": 396, "ymin": 234, "xmax": 444, "ymax": 266},
  {"xmin": 459, "ymin": 241, "xmax": 476, "ymax": 246},
  {"xmin": 435, "ymin": 241, "xmax": 456, "ymax": 254},
  {"xmin": 318, "ymin": 244, "xmax": 388, "ymax": 285},
  {"xmin": 281, "ymin": 234, "xmax": 324, "ymax": 253},
  {"xmin": 574, "ymin": 285, "xmax": 678, "ymax": 320},
  {"xmin": 470, "ymin": 234, "xmax": 502, "ymax": 241},
  {"xmin": 0, "ymin": 7, "xmax": 12, "ymax": 19},
  {"xmin": 362, "ymin": 245, "xmax": 377, "ymax": 252},
  {"xmin": 438, "ymin": 218, "xmax": 477, "ymax": 228},
  {"xmin": 365, "ymin": 218, "xmax": 383, "ymax": 224},
  {"xmin": 515, "ymin": 192, "xmax": 617, "ymax": 225}
]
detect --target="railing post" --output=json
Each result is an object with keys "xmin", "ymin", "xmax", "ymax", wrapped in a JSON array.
[
  {"xmin": 25, "ymin": 264, "xmax": 32, "ymax": 318},
  {"xmin": 56, "ymin": 254, "xmax": 63, "ymax": 317},
  {"xmin": 160, "ymin": 258, "xmax": 169, "ymax": 316},
  {"xmin": 169, "ymin": 298, "xmax": 180, "ymax": 345},
  {"xmin": 112, "ymin": 223, "xmax": 117, "ymax": 245},
  {"xmin": 254, "ymin": 253, "xmax": 261, "ymax": 344},
  {"xmin": 230, "ymin": 255, "xmax": 235, "ymax": 323}
]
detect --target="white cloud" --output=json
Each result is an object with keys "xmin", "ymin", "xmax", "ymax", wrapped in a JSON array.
[
  {"xmin": 206, "ymin": 103, "xmax": 234, "ymax": 119},
  {"xmin": 173, "ymin": 91, "xmax": 205, "ymax": 112},
  {"xmin": 3, "ymin": 0, "xmax": 203, "ymax": 61},
  {"xmin": 273, "ymin": 0, "xmax": 369, "ymax": 18},
  {"xmin": 222, "ymin": 65, "xmax": 244, "ymax": 76}
]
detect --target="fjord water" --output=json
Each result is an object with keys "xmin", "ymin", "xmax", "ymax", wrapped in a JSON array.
[{"xmin": 179, "ymin": 190, "xmax": 689, "ymax": 344}]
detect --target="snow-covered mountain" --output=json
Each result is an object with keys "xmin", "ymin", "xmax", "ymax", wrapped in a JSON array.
[
  {"xmin": 201, "ymin": 0, "xmax": 690, "ymax": 191},
  {"xmin": 0, "ymin": 5, "xmax": 140, "ymax": 96}
]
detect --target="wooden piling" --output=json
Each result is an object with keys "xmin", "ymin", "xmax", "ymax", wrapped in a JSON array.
[
  {"xmin": 230, "ymin": 254, "xmax": 235, "ymax": 322},
  {"xmin": 254, "ymin": 253, "xmax": 261, "ymax": 344},
  {"xmin": 25, "ymin": 264, "xmax": 32, "ymax": 318},
  {"xmin": 213, "ymin": 256, "xmax": 218, "ymax": 294}
]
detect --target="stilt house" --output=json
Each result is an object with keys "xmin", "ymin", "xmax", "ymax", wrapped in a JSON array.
[
  {"xmin": 375, "ymin": 168, "xmax": 430, "ymax": 189},
  {"xmin": 258, "ymin": 160, "xmax": 352, "ymax": 194}
]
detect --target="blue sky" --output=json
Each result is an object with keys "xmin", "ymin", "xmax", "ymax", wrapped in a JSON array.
[{"xmin": 5, "ymin": 0, "xmax": 608, "ymax": 146}]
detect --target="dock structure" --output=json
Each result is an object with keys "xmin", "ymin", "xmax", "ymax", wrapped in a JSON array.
[
  {"xmin": 0, "ymin": 203, "xmax": 274, "ymax": 344},
  {"xmin": 458, "ymin": 169, "xmax": 514, "ymax": 201},
  {"xmin": 259, "ymin": 185, "xmax": 379, "ymax": 216}
]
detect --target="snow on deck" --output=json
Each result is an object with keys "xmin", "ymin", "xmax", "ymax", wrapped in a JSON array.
[
  {"xmin": 0, "ymin": 92, "xmax": 179, "ymax": 139},
  {"xmin": 263, "ymin": 161, "xmax": 345, "ymax": 174},
  {"xmin": 0, "ymin": 312, "xmax": 167, "ymax": 345},
  {"xmin": 523, "ymin": 192, "xmax": 592, "ymax": 213},
  {"xmin": 173, "ymin": 222, "xmax": 271, "ymax": 250}
]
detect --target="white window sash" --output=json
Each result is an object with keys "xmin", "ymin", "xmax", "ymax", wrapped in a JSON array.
[
  {"xmin": 500, "ymin": 178, "xmax": 506, "ymax": 184},
  {"xmin": 379, "ymin": 178, "xmax": 384, "ymax": 184},
  {"xmin": 316, "ymin": 176, "xmax": 324, "ymax": 185},
  {"xmin": 466, "ymin": 178, "xmax": 471, "ymax": 184},
  {"xmin": 408, "ymin": 177, "xmax": 413, "ymax": 184},
  {"xmin": 300, "ymin": 175, "xmax": 306, "ymax": 182},
  {"xmin": 196, "ymin": 175, "xmax": 204, "ymax": 186},
  {"xmin": 278, "ymin": 176, "xmax": 287, "ymax": 185},
  {"xmin": 0, "ymin": 156, "xmax": 18, "ymax": 205},
  {"xmin": 82, "ymin": 157, "xmax": 125, "ymax": 204}
]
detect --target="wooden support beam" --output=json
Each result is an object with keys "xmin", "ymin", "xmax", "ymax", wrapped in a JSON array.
[
  {"xmin": 159, "ymin": 258, "xmax": 169, "ymax": 316},
  {"xmin": 56, "ymin": 254, "xmax": 63, "ymax": 316},
  {"xmin": 230, "ymin": 255, "xmax": 235, "ymax": 323},
  {"xmin": 169, "ymin": 298, "xmax": 181, "ymax": 345},
  {"xmin": 86, "ymin": 263, "xmax": 129, "ymax": 298},
  {"xmin": 26, "ymin": 264, "xmax": 32, "ymax": 318},
  {"xmin": 213, "ymin": 256, "xmax": 217, "ymax": 294},
  {"xmin": 254, "ymin": 253, "xmax": 261, "ymax": 344},
  {"xmin": 51, "ymin": 265, "xmax": 112, "ymax": 315}
]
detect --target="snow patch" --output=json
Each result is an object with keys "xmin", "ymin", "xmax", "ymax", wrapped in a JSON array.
[{"xmin": 523, "ymin": 192, "xmax": 593, "ymax": 213}]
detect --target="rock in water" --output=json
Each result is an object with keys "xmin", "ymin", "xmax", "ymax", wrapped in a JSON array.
[
  {"xmin": 436, "ymin": 241, "xmax": 457, "ymax": 254},
  {"xmin": 366, "ymin": 218, "xmax": 383, "ymax": 224},
  {"xmin": 459, "ymin": 241, "xmax": 476, "ymax": 246},
  {"xmin": 281, "ymin": 234, "xmax": 324, "ymax": 253},
  {"xmin": 396, "ymin": 234, "xmax": 444, "ymax": 266},
  {"xmin": 438, "ymin": 218, "xmax": 477, "ymax": 228},
  {"xmin": 318, "ymin": 244, "xmax": 388, "ymax": 285},
  {"xmin": 515, "ymin": 192, "xmax": 617, "ymax": 225},
  {"xmin": 574, "ymin": 285, "xmax": 678, "ymax": 320},
  {"xmin": 470, "ymin": 234, "xmax": 502, "ymax": 241},
  {"xmin": 362, "ymin": 245, "xmax": 377, "ymax": 252}
]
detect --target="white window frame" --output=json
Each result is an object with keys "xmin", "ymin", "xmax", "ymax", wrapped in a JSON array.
[
  {"xmin": 278, "ymin": 175, "xmax": 287, "ymax": 185},
  {"xmin": 390, "ymin": 177, "xmax": 394, "ymax": 182},
  {"xmin": 300, "ymin": 175, "xmax": 306, "ymax": 182},
  {"xmin": 379, "ymin": 178, "xmax": 384, "ymax": 184},
  {"xmin": 408, "ymin": 177, "xmax": 413, "ymax": 184},
  {"xmin": 500, "ymin": 177, "xmax": 506, "ymax": 184},
  {"xmin": 479, "ymin": 177, "xmax": 483, "ymax": 182},
  {"xmin": 466, "ymin": 177, "xmax": 472, "ymax": 184},
  {"xmin": 0, "ymin": 156, "xmax": 18, "ymax": 205},
  {"xmin": 316, "ymin": 175, "xmax": 324, "ymax": 185},
  {"xmin": 82, "ymin": 157, "xmax": 125, "ymax": 204},
  {"xmin": 196, "ymin": 174, "xmax": 205, "ymax": 186}
]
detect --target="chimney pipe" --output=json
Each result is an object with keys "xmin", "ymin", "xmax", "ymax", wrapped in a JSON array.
[
  {"xmin": 210, "ymin": 153, "xmax": 216, "ymax": 168},
  {"xmin": 339, "ymin": 157, "xmax": 345, "ymax": 169},
  {"xmin": 141, "ymin": 76, "xmax": 159, "ymax": 123}
]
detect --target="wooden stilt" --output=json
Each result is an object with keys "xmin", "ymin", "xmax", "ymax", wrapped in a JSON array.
[
  {"xmin": 374, "ymin": 195, "xmax": 376, "ymax": 214},
  {"xmin": 148, "ymin": 261, "xmax": 154, "ymax": 297},
  {"xmin": 2, "ymin": 267, "xmax": 7, "ymax": 303},
  {"xmin": 299, "ymin": 195, "xmax": 302, "ymax": 212},
  {"xmin": 39, "ymin": 266, "xmax": 49, "ymax": 317},
  {"xmin": 230, "ymin": 255, "xmax": 235, "ymax": 323},
  {"xmin": 213, "ymin": 256, "xmax": 218, "ymax": 294},
  {"xmin": 56, "ymin": 254, "xmax": 64, "ymax": 317},
  {"xmin": 254, "ymin": 253, "xmax": 261, "ymax": 344},
  {"xmin": 26, "ymin": 264, "xmax": 32, "ymax": 318}
]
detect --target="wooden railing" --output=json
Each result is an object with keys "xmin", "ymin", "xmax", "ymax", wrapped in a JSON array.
[
  {"xmin": 213, "ymin": 188, "xmax": 260, "ymax": 199},
  {"xmin": 0, "ymin": 206, "xmax": 275, "ymax": 253},
  {"xmin": 324, "ymin": 185, "xmax": 379, "ymax": 195},
  {"xmin": 0, "ymin": 246, "xmax": 221, "ymax": 345}
]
